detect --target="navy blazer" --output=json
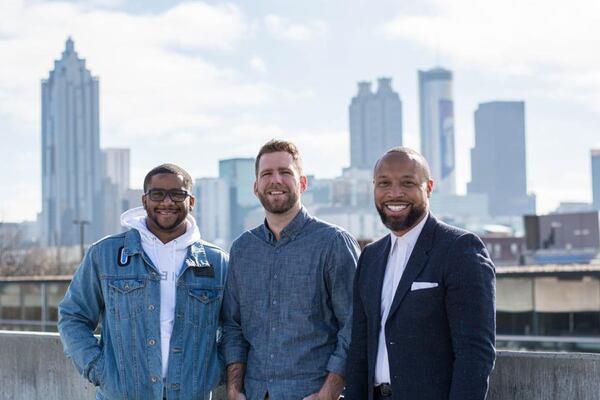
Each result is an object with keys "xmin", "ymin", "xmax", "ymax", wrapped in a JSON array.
[{"xmin": 345, "ymin": 214, "xmax": 496, "ymax": 400}]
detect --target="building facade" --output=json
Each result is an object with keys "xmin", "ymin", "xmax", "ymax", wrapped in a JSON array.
[
  {"xmin": 592, "ymin": 149, "xmax": 600, "ymax": 211},
  {"xmin": 41, "ymin": 38, "xmax": 102, "ymax": 246},
  {"xmin": 418, "ymin": 67, "xmax": 456, "ymax": 194},
  {"xmin": 349, "ymin": 77, "xmax": 402, "ymax": 170},
  {"xmin": 218, "ymin": 158, "xmax": 260, "ymax": 240},
  {"xmin": 194, "ymin": 178, "xmax": 230, "ymax": 248},
  {"xmin": 468, "ymin": 101, "xmax": 535, "ymax": 217},
  {"xmin": 102, "ymin": 148, "xmax": 130, "ymax": 194}
]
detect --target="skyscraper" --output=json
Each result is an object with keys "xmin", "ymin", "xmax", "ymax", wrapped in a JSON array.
[
  {"xmin": 592, "ymin": 149, "xmax": 600, "ymax": 211},
  {"xmin": 194, "ymin": 177, "xmax": 230, "ymax": 247},
  {"xmin": 98, "ymin": 148, "xmax": 131, "ymax": 237},
  {"xmin": 418, "ymin": 67, "xmax": 456, "ymax": 193},
  {"xmin": 349, "ymin": 77, "xmax": 402, "ymax": 170},
  {"xmin": 468, "ymin": 101, "xmax": 535, "ymax": 217},
  {"xmin": 219, "ymin": 158, "xmax": 260, "ymax": 240},
  {"xmin": 41, "ymin": 38, "xmax": 102, "ymax": 246},
  {"xmin": 102, "ymin": 148, "xmax": 130, "ymax": 194}
]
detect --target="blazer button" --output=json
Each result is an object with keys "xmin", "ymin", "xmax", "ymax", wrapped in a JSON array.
[{"xmin": 389, "ymin": 341, "xmax": 395, "ymax": 345}]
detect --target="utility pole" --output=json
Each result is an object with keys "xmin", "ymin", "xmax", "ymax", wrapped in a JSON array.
[{"xmin": 73, "ymin": 220, "xmax": 90, "ymax": 260}]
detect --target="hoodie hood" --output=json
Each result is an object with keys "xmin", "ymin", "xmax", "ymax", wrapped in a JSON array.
[{"xmin": 120, "ymin": 206, "xmax": 201, "ymax": 250}]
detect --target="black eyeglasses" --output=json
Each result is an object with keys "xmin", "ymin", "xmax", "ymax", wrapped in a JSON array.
[{"xmin": 145, "ymin": 189, "xmax": 191, "ymax": 202}]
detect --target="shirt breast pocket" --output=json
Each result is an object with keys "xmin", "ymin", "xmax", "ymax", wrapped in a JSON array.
[
  {"xmin": 187, "ymin": 286, "xmax": 222, "ymax": 327},
  {"xmin": 108, "ymin": 278, "xmax": 147, "ymax": 320}
]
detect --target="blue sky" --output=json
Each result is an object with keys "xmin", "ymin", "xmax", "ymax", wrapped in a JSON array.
[{"xmin": 1, "ymin": 0, "xmax": 599, "ymax": 221}]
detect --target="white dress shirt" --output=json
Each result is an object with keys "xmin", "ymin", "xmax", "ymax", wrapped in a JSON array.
[{"xmin": 374, "ymin": 213, "xmax": 428, "ymax": 385}]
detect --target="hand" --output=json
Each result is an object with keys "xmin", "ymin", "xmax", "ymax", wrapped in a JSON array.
[
  {"xmin": 302, "ymin": 392, "xmax": 340, "ymax": 400},
  {"xmin": 302, "ymin": 372, "xmax": 344, "ymax": 400},
  {"xmin": 227, "ymin": 389, "xmax": 246, "ymax": 400},
  {"xmin": 302, "ymin": 393, "xmax": 321, "ymax": 400}
]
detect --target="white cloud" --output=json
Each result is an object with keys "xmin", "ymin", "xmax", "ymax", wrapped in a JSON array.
[
  {"xmin": 381, "ymin": 0, "xmax": 600, "ymax": 110},
  {"xmin": 250, "ymin": 56, "xmax": 267, "ymax": 74},
  {"xmin": 264, "ymin": 14, "xmax": 327, "ymax": 43},
  {"xmin": 0, "ymin": 1, "xmax": 316, "ymax": 221}
]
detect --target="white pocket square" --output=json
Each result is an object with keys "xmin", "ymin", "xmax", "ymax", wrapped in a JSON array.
[{"xmin": 411, "ymin": 282, "xmax": 439, "ymax": 291}]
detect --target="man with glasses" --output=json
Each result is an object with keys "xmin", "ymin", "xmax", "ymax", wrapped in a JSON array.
[{"xmin": 59, "ymin": 164, "xmax": 228, "ymax": 400}]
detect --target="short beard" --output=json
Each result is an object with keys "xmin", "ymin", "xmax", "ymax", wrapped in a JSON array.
[
  {"xmin": 256, "ymin": 189, "xmax": 299, "ymax": 214},
  {"xmin": 376, "ymin": 202, "xmax": 427, "ymax": 233}
]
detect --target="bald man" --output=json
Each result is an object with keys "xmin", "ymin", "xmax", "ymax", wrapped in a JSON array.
[{"xmin": 345, "ymin": 147, "xmax": 496, "ymax": 400}]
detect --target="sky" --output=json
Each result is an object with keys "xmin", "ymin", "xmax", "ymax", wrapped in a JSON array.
[{"xmin": 1, "ymin": 0, "xmax": 599, "ymax": 222}]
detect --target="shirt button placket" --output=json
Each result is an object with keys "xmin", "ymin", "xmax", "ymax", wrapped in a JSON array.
[{"xmin": 267, "ymin": 245, "xmax": 280, "ymax": 381}]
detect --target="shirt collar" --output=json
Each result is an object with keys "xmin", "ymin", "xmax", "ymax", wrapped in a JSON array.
[
  {"xmin": 389, "ymin": 211, "xmax": 429, "ymax": 251},
  {"xmin": 262, "ymin": 206, "xmax": 310, "ymax": 243}
]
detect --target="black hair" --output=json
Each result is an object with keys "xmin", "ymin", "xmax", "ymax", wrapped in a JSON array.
[{"xmin": 143, "ymin": 163, "xmax": 193, "ymax": 192}]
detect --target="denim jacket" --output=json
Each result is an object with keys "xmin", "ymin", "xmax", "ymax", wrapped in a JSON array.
[{"xmin": 58, "ymin": 229, "xmax": 228, "ymax": 400}]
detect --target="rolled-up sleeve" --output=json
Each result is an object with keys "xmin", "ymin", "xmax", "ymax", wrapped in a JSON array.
[
  {"xmin": 221, "ymin": 248, "xmax": 250, "ymax": 365},
  {"xmin": 324, "ymin": 231, "xmax": 360, "ymax": 376}
]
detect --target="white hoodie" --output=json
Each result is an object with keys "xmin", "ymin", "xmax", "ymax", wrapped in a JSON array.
[{"xmin": 120, "ymin": 207, "xmax": 201, "ymax": 379}]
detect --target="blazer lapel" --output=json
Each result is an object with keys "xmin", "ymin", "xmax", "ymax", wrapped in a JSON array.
[
  {"xmin": 386, "ymin": 215, "xmax": 436, "ymax": 320},
  {"xmin": 366, "ymin": 235, "xmax": 391, "ymax": 325}
]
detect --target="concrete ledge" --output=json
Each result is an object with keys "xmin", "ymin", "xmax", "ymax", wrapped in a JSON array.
[
  {"xmin": 2, "ymin": 331, "xmax": 600, "ymax": 399},
  {"xmin": 489, "ymin": 350, "xmax": 600, "ymax": 400},
  {"xmin": 0, "ymin": 330, "xmax": 96, "ymax": 399}
]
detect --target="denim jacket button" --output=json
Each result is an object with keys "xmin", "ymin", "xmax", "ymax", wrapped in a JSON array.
[
  {"xmin": 148, "ymin": 304, "xmax": 155, "ymax": 311},
  {"xmin": 148, "ymin": 339, "xmax": 156, "ymax": 346},
  {"xmin": 151, "ymin": 376, "xmax": 158, "ymax": 383}
]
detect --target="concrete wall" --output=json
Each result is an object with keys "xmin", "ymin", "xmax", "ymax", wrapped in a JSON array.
[
  {"xmin": 1, "ymin": 331, "xmax": 599, "ymax": 400},
  {"xmin": 489, "ymin": 351, "xmax": 600, "ymax": 400}
]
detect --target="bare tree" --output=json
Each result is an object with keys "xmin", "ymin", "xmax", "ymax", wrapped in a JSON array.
[{"xmin": 0, "ymin": 224, "xmax": 79, "ymax": 276}]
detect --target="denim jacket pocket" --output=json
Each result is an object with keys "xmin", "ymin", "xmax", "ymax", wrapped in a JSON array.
[
  {"xmin": 108, "ymin": 278, "xmax": 147, "ymax": 319},
  {"xmin": 187, "ymin": 287, "xmax": 222, "ymax": 327}
]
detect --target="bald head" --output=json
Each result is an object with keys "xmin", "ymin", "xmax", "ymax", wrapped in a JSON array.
[
  {"xmin": 374, "ymin": 147, "xmax": 431, "ymax": 183},
  {"xmin": 373, "ymin": 147, "xmax": 434, "ymax": 235}
]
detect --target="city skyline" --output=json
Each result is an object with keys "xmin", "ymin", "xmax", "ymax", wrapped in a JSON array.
[{"xmin": 1, "ymin": 0, "xmax": 600, "ymax": 222}]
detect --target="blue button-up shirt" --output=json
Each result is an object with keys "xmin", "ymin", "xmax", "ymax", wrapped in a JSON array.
[{"xmin": 222, "ymin": 207, "xmax": 359, "ymax": 400}]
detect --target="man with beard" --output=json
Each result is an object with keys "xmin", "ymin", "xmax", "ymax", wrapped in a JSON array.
[
  {"xmin": 345, "ymin": 148, "xmax": 496, "ymax": 400},
  {"xmin": 222, "ymin": 139, "xmax": 359, "ymax": 400},
  {"xmin": 59, "ymin": 164, "xmax": 228, "ymax": 399}
]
